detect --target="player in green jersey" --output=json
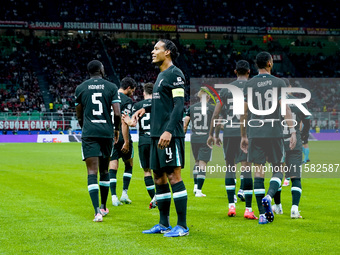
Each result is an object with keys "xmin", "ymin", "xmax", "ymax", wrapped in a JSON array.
[
  {"xmin": 132, "ymin": 39, "xmax": 189, "ymax": 237},
  {"xmin": 207, "ymin": 60, "xmax": 257, "ymax": 219},
  {"xmin": 109, "ymin": 77, "xmax": 137, "ymax": 206},
  {"xmin": 184, "ymin": 87, "xmax": 215, "ymax": 197},
  {"xmin": 123, "ymin": 82, "xmax": 157, "ymax": 209},
  {"xmin": 240, "ymin": 52, "xmax": 297, "ymax": 224},
  {"xmin": 271, "ymin": 78, "xmax": 310, "ymax": 219},
  {"xmin": 75, "ymin": 60, "xmax": 121, "ymax": 222}
]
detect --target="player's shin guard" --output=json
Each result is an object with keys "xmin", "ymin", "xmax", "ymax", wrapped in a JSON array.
[
  {"xmin": 155, "ymin": 183, "xmax": 171, "ymax": 228},
  {"xmin": 274, "ymin": 187, "xmax": 282, "ymax": 205},
  {"xmin": 109, "ymin": 169, "xmax": 117, "ymax": 196},
  {"xmin": 197, "ymin": 167, "xmax": 206, "ymax": 191},
  {"xmin": 291, "ymin": 178, "xmax": 302, "ymax": 206},
  {"xmin": 254, "ymin": 177, "xmax": 265, "ymax": 214},
  {"xmin": 123, "ymin": 164, "xmax": 132, "ymax": 191},
  {"xmin": 193, "ymin": 165, "xmax": 198, "ymax": 185},
  {"xmin": 88, "ymin": 174, "xmax": 100, "ymax": 214},
  {"xmin": 172, "ymin": 181, "xmax": 188, "ymax": 229},
  {"xmin": 99, "ymin": 172, "xmax": 110, "ymax": 210},
  {"xmin": 144, "ymin": 176, "xmax": 155, "ymax": 199},
  {"xmin": 243, "ymin": 171, "xmax": 253, "ymax": 208},
  {"xmin": 225, "ymin": 172, "xmax": 236, "ymax": 205},
  {"xmin": 267, "ymin": 168, "xmax": 283, "ymax": 198}
]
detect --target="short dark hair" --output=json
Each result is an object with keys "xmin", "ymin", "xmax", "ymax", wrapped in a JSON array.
[
  {"xmin": 120, "ymin": 77, "xmax": 137, "ymax": 90},
  {"xmin": 235, "ymin": 60, "xmax": 250, "ymax": 75},
  {"xmin": 159, "ymin": 39, "xmax": 179, "ymax": 61},
  {"xmin": 255, "ymin": 52, "xmax": 272, "ymax": 69},
  {"xmin": 87, "ymin": 60, "xmax": 103, "ymax": 74},
  {"xmin": 143, "ymin": 82, "xmax": 154, "ymax": 95}
]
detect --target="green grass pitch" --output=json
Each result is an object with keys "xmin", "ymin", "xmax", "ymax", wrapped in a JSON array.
[{"xmin": 0, "ymin": 141, "xmax": 339, "ymax": 254}]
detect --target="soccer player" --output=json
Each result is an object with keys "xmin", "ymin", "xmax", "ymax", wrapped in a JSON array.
[
  {"xmin": 272, "ymin": 78, "xmax": 310, "ymax": 219},
  {"xmin": 207, "ymin": 60, "xmax": 257, "ymax": 219},
  {"xmin": 75, "ymin": 60, "xmax": 121, "ymax": 222},
  {"xmin": 132, "ymin": 39, "xmax": 188, "ymax": 237},
  {"xmin": 302, "ymin": 138, "xmax": 310, "ymax": 164},
  {"xmin": 240, "ymin": 52, "xmax": 297, "ymax": 224},
  {"xmin": 123, "ymin": 82, "xmax": 157, "ymax": 209},
  {"xmin": 183, "ymin": 87, "xmax": 214, "ymax": 197},
  {"xmin": 109, "ymin": 77, "xmax": 137, "ymax": 206}
]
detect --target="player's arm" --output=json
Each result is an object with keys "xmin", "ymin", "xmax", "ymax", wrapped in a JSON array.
[
  {"xmin": 123, "ymin": 104, "xmax": 138, "ymax": 127},
  {"xmin": 183, "ymin": 116, "xmax": 190, "ymax": 133},
  {"xmin": 158, "ymin": 88, "xmax": 184, "ymax": 149},
  {"xmin": 281, "ymin": 100, "xmax": 297, "ymax": 150},
  {"xmin": 214, "ymin": 123, "xmax": 222, "ymax": 147},
  {"xmin": 112, "ymin": 102, "xmax": 121, "ymax": 144},
  {"xmin": 121, "ymin": 120, "xmax": 130, "ymax": 153},
  {"xmin": 183, "ymin": 107, "xmax": 191, "ymax": 133},
  {"xmin": 301, "ymin": 117, "xmax": 311, "ymax": 142},
  {"xmin": 76, "ymin": 103, "xmax": 83, "ymax": 128},
  {"xmin": 240, "ymin": 101, "xmax": 248, "ymax": 153},
  {"xmin": 207, "ymin": 102, "xmax": 222, "ymax": 148}
]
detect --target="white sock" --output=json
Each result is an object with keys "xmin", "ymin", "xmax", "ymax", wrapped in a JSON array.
[
  {"xmin": 229, "ymin": 203, "xmax": 235, "ymax": 208},
  {"xmin": 246, "ymin": 207, "xmax": 252, "ymax": 212},
  {"xmin": 122, "ymin": 189, "xmax": 127, "ymax": 195}
]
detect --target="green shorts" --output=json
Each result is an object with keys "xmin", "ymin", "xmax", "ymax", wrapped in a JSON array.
[
  {"xmin": 138, "ymin": 143, "xmax": 151, "ymax": 169},
  {"xmin": 284, "ymin": 150, "xmax": 302, "ymax": 178},
  {"xmin": 111, "ymin": 138, "xmax": 134, "ymax": 161},
  {"xmin": 247, "ymin": 138, "xmax": 284, "ymax": 165},
  {"xmin": 223, "ymin": 137, "xmax": 247, "ymax": 164},
  {"xmin": 191, "ymin": 142, "xmax": 212, "ymax": 163},
  {"xmin": 81, "ymin": 137, "xmax": 113, "ymax": 161},
  {"xmin": 150, "ymin": 137, "xmax": 185, "ymax": 170}
]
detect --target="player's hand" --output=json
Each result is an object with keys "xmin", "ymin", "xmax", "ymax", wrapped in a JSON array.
[
  {"xmin": 289, "ymin": 132, "xmax": 297, "ymax": 150},
  {"xmin": 207, "ymin": 135, "xmax": 215, "ymax": 149},
  {"xmin": 122, "ymin": 114, "xmax": 137, "ymax": 127},
  {"xmin": 240, "ymin": 137, "xmax": 248, "ymax": 153},
  {"xmin": 131, "ymin": 108, "xmax": 145, "ymax": 123},
  {"xmin": 215, "ymin": 137, "xmax": 222, "ymax": 147},
  {"xmin": 114, "ymin": 130, "xmax": 119, "ymax": 144},
  {"xmin": 121, "ymin": 142, "xmax": 129, "ymax": 154},
  {"xmin": 158, "ymin": 131, "xmax": 172, "ymax": 149}
]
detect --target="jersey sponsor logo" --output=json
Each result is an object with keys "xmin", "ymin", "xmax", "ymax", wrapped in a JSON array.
[
  {"xmin": 126, "ymin": 104, "xmax": 132, "ymax": 110},
  {"xmin": 153, "ymin": 92, "xmax": 160, "ymax": 99},
  {"xmin": 257, "ymin": 80, "xmax": 272, "ymax": 87},
  {"xmin": 88, "ymin": 84, "xmax": 104, "ymax": 90},
  {"xmin": 173, "ymin": 77, "xmax": 185, "ymax": 86}
]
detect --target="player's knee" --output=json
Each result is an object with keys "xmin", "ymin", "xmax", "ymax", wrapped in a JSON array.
[{"xmin": 154, "ymin": 175, "xmax": 167, "ymax": 185}]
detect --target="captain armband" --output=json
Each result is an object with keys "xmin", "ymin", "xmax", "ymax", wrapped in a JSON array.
[{"xmin": 172, "ymin": 88, "xmax": 184, "ymax": 98}]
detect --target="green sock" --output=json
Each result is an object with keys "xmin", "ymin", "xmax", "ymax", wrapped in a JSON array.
[
  {"xmin": 172, "ymin": 181, "xmax": 188, "ymax": 229},
  {"xmin": 156, "ymin": 183, "xmax": 171, "ymax": 227},
  {"xmin": 123, "ymin": 165, "xmax": 132, "ymax": 191},
  {"xmin": 99, "ymin": 172, "xmax": 110, "ymax": 210},
  {"xmin": 254, "ymin": 177, "xmax": 265, "ymax": 214},
  {"xmin": 291, "ymin": 178, "xmax": 302, "ymax": 206},
  {"xmin": 144, "ymin": 176, "xmax": 155, "ymax": 199},
  {"xmin": 88, "ymin": 174, "xmax": 100, "ymax": 214},
  {"xmin": 109, "ymin": 169, "xmax": 117, "ymax": 196}
]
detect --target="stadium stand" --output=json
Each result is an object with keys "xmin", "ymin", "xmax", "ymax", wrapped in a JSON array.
[{"xmin": 0, "ymin": 0, "xmax": 338, "ymax": 28}]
